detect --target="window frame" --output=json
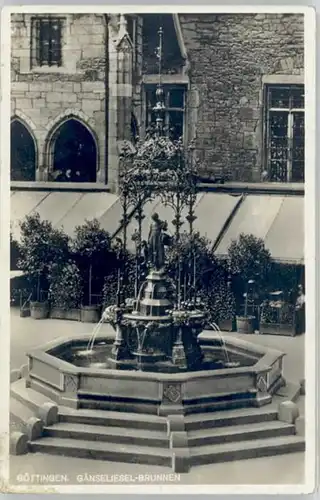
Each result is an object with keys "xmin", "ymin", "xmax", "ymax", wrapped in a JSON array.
[
  {"xmin": 264, "ymin": 84, "xmax": 304, "ymax": 183},
  {"xmin": 144, "ymin": 83, "xmax": 187, "ymax": 142},
  {"xmin": 31, "ymin": 16, "xmax": 64, "ymax": 69}
]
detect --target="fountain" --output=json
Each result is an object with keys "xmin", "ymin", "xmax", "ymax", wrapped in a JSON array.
[
  {"xmin": 9, "ymin": 24, "xmax": 304, "ymax": 473},
  {"xmin": 22, "ymin": 143, "xmax": 289, "ymax": 419}
]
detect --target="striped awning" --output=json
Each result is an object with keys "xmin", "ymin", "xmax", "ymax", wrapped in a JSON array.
[
  {"xmin": 214, "ymin": 194, "xmax": 304, "ymax": 264},
  {"xmin": 124, "ymin": 192, "xmax": 242, "ymax": 252},
  {"xmin": 10, "ymin": 190, "xmax": 120, "ymax": 241},
  {"xmin": 10, "ymin": 190, "xmax": 304, "ymax": 264}
]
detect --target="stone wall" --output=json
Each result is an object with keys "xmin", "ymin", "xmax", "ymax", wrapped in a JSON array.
[
  {"xmin": 179, "ymin": 13, "xmax": 304, "ymax": 181},
  {"xmin": 10, "ymin": 12, "xmax": 305, "ymax": 187},
  {"xmin": 11, "ymin": 13, "xmax": 108, "ymax": 182}
]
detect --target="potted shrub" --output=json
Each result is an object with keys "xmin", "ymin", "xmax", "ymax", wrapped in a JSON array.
[
  {"xmin": 49, "ymin": 262, "xmax": 83, "ymax": 321},
  {"xmin": 18, "ymin": 213, "xmax": 69, "ymax": 319},
  {"xmin": 214, "ymin": 281, "xmax": 236, "ymax": 332},
  {"xmin": 227, "ymin": 233, "xmax": 272, "ymax": 334},
  {"xmin": 10, "ymin": 230, "xmax": 20, "ymax": 271},
  {"xmin": 236, "ymin": 280, "xmax": 256, "ymax": 334},
  {"xmin": 102, "ymin": 252, "xmax": 135, "ymax": 309},
  {"xmin": 196, "ymin": 278, "xmax": 236, "ymax": 332},
  {"xmin": 259, "ymin": 288, "xmax": 303, "ymax": 337},
  {"xmin": 72, "ymin": 219, "xmax": 114, "ymax": 323}
]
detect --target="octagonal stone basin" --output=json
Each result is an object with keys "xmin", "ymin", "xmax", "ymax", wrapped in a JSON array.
[{"xmin": 26, "ymin": 332, "xmax": 285, "ymax": 416}]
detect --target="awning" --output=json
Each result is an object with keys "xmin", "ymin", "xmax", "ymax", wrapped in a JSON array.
[
  {"xmin": 124, "ymin": 192, "xmax": 242, "ymax": 252},
  {"xmin": 10, "ymin": 191, "xmax": 119, "ymax": 241},
  {"xmin": 10, "ymin": 190, "xmax": 304, "ymax": 264},
  {"xmin": 214, "ymin": 194, "xmax": 304, "ymax": 264}
]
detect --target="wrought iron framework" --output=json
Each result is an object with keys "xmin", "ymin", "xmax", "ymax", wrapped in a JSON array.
[{"xmin": 118, "ymin": 24, "xmax": 200, "ymax": 309}]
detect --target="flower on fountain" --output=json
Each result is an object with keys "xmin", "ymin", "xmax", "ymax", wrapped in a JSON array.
[
  {"xmin": 102, "ymin": 304, "xmax": 123, "ymax": 327},
  {"xmin": 102, "ymin": 305, "xmax": 115, "ymax": 322},
  {"xmin": 170, "ymin": 309, "xmax": 190, "ymax": 327}
]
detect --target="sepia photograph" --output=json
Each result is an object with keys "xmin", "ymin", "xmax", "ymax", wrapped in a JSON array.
[{"xmin": 1, "ymin": 4, "xmax": 316, "ymax": 494}]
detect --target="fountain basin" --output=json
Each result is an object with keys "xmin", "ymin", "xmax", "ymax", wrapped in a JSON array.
[{"xmin": 25, "ymin": 332, "xmax": 285, "ymax": 416}]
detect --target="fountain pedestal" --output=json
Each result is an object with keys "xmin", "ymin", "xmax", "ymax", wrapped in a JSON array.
[{"xmin": 105, "ymin": 268, "xmax": 206, "ymax": 372}]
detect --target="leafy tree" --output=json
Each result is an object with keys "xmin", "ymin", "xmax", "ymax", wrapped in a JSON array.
[
  {"xmin": 18, "ymin": 213, "xmax": 70, "ymax": 302},
  {"xmin": 165, "ymin": 231, "xmax": 218, "ymax": 290},
  {"xmin": 228, "ymin": 233, "xmax": 272, "ymax": 283},
  {"xmin": 72, "ymin": 219, "xmax": 115, "ymax": 306},
  {"xmin": 166, "ymin": 231, "xmax": 236, "ymax": 321},
  {"xmin": 10, "ymin": 231, "xmax": 20, "ymax": 270},
  {"xmin": 227, "ymin": 233, "xmax": 272, "ymax": 309},
  {"xmin": 198, "ymin": 280, "xmax": 236, "ymax": 325},
  {"xmin": 49, "ymin": 262, "xmax": 83, "ymax": 309}
]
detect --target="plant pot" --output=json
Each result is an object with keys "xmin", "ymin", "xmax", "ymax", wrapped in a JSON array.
[
  {"xmin": 30, "ymin": 301, "xmax": 49, "ymax": 320},
  {"xmin": 51, "ymin": 307, "xmax": 81, "ymax": 321},
  {"xmin": 81, "ymin": 305, "xmax": 101, "ymax": 323},
  {"xmin": 50, "ymin": 307, "xmax": 67, "ymax": 320},
  {"xmin": 20, "ymin": 307, "xmax": 31, "ymax": 318},
  {"xmin": 65, "ymin": 308, "xmax": 81, "ymax": 321},
  {"xmin": 236, "ymin": 315, "xmax": 255, "ymax": 334},
  {"xmin": 218, "ymin": 319, "xmax": 234, "ymax": 332},
  {"xmin": 259, "ymin": 322, "xmax": 296, "ymax": 337}
]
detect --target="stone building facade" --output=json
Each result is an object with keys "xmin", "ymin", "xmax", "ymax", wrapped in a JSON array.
[
  {"xmin": 178, "ymin": 13, "xmax": 304, "ymax": 182},
  {"xmin": 10, "ymin": 12, "xmax": 305, "ymax": 192},
  {"xmin": 11, "ymin": 13, "xmax": 108, "ymax": 183}
]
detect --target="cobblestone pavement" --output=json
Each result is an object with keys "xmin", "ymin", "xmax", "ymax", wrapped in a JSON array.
[{"xmin": 8, "ymin": 307, "xmax": 306, "ymax": 487}]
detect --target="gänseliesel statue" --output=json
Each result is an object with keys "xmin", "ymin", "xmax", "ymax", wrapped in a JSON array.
[{"xmin": 148, "ymin": 212, "xmax": 167, "ymax": 270}]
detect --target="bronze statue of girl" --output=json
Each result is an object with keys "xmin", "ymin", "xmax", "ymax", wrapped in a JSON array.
[{"xmin": 147, "ymin": 213, "xmax": 168, "ymax": 270}]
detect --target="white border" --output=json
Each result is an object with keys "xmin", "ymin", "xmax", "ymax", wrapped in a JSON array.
[{"xmin": 0, "ymin": 4, "xmax": 316, "ymax": 495}]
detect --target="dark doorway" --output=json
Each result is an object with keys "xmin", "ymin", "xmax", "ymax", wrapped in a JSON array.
[
  {"xmin": 11, "ymin": 119, "xmax": 36, "ymax": 181},
  {"xmin": 51, "ymin": 119, "xmax": 97, "ymax": 182}
]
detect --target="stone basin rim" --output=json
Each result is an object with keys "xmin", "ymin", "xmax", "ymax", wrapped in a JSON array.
[
  {"xmin": 26, "ymin": 333, "xmax": 285, "ymax": 382},
  {"xmin": 28, "ymin": 331, "xmax": 285, "ymax": 359}
]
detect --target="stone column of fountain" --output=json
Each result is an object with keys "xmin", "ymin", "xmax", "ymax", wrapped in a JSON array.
[{"xmin": 105, "ymin": 211, "xmax": 206, "ymax": 372}]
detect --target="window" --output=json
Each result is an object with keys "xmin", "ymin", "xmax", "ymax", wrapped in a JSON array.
[
  {"xmin": 31, "ymin": 17, "xmax": 63, "ymax": 68},
  {"xmin": 50, "ymin": 119, "xmax": 97, "ymax": 183},
  {"xmin": 145, "ymin": 85, "xmax": 186, "ymax": 140},
  {"xmin": 11, "ymin": 119, "xmax": 36, "ymax": 181},
  {"xmin": 265, "ymin": 85, "xmax": 304, "ymax": 182}
]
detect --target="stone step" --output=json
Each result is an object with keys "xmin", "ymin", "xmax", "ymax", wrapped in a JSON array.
[
  {"xmin": 10, "ymin": 397, "xmax": 36, "ymax": 431},
  {"xmin": 78, "ymin": 396, "xmax": 158, "ymax": 415},
  {"xmin": 274, "ymin": 381, "xmax": 301, "ymax": 403},
  {"xmin": 189, "ymin": 435, "xmax": 305, "ymax": 466},
  {"xmin": 29, "ymin": 378, "xmax": 61, "ymax": 402},
  {"xmin": 188, "ymin": 420, "xmax": 295, "ymax": 446},
  {"xmin": 44, "ymin": 422, "xmax": 169, "ymax": 447},
  {"xmin": 29, "ymin": 437, "xmax": 172, "ymax": 467},
  {"xmin": 59, "ymin": 406, "xmax": 167, "ymax": 432},
  {"xmin": 11, "ymin": 378, "xmax": 56, "ymax": 413},
  {"xmin": 185, "ymin": 406, "xmax": 278, "ymax": 431},
  {"xmin": 184, "ymin": 397, "xmax": 255, "ymax": 415}
]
